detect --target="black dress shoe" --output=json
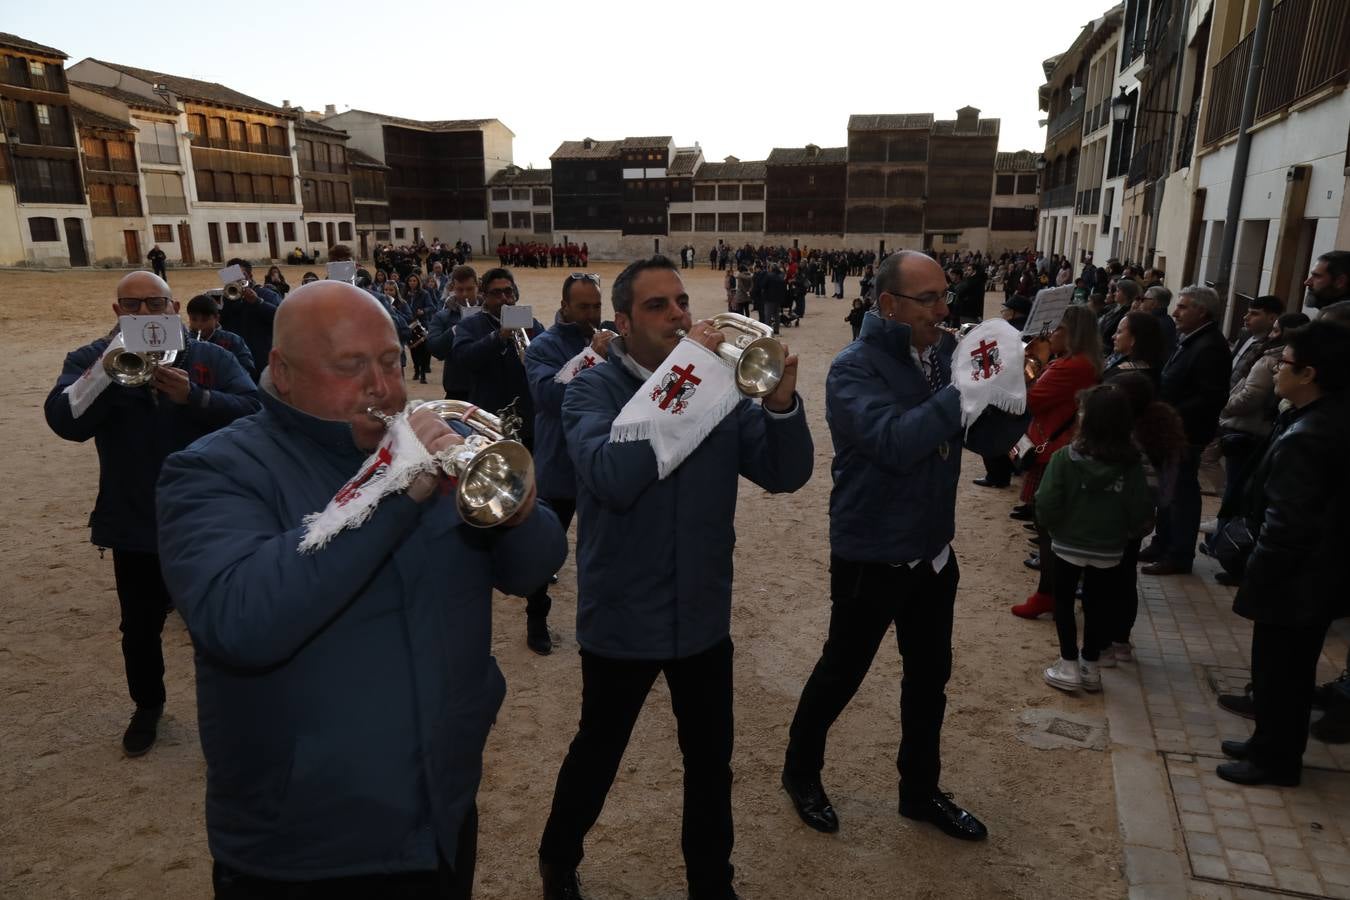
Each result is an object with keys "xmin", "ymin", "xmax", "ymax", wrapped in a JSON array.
[
  {"xmin": 1220, "ymin": 739, "xmax": 1250, "ymax": 759},
  {"xmin": 540, "ymin": 861, "xmax": 587, "ymax": 900},
  {"xmin": 1010, "ymin": 508, "xmax": 1034, "ymax": 522},
  {"xmin": 781, "ymin": 770, "xmax": 839, "ymax": 833},
  {"xmin": 899, "ymin": 791, "xmax": 988, "ymax": 841},
  {"xmin": 972, "ymin": 477, "xmax": 1009, "ymax": 488},
  {"xmin": 1023, "ymin": 555, "xmax": 1041, "ymax": 571},
  {"xmin": 527, "ymin": 615, "xmax": 554, "ymax": 655},
  {"xmin": 1311, "ymin": 705, "xmax": 1350, "ymax": 744},
  {"xmin": 1136, "ymin": 543, "xmax": 1163, "ymax": 564},
  {"xmin": 1217, "ymin": 683, "xmax": 1256, "ymax": 719},
  {"xmin": 1216, "ymin": 760, "xmax": 1299, "ymax": 787},
  {"xmin": 122, "ymin": 704, "xmax": 163, "ymax": 757}
]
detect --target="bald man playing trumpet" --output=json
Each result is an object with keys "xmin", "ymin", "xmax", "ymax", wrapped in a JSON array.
[
  {"xmin": 44, "ymin": 271, "xmax": 259, "ymax": 757},
  {"xmin": 156, "ymin": 280, "xmax": 566, "ymax": 898}
]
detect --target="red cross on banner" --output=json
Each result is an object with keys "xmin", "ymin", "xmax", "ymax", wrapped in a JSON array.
[{"xmin": 657, "ymin": 363, "xmax": 702, "ymax": 410}]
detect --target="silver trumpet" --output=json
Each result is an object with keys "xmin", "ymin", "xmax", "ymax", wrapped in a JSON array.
[
  {"xmin": 677, "ymin": 312, "xmax": 785, "ymax": 397},
  {"xmin": 103, "ymin": 333, "xmax": 178, "ymax": 387},
  {"xmin": 512, "ymin": 327, "xmax": 531, "ymax": 364},
  {"xmin": 366, "ymin": 400, "xmax": 535, "ymax": 528},
  {"xmin": 222, "ymin": 280, "xmax": 248, "ymax": 301}
]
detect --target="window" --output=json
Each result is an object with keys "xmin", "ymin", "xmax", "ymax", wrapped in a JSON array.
[
  {"xmin": 282, "ymin": 222, "xmax": 296, "ymax": 241},
  {"xmin": 36, "ymin": 104, "xmax": 50, "ymax": 126},
  {"xmin": 14, "ymin": 157, "xmax": 82, "ymax": 204},
  {"xmin": 273, "ymin": 176, "xmax": 292, "ymax": 204},
  {"xmin": 995, "ymin": 174, "xmax": 1016, "ymax": 195},
  {"xmin": 226, "ymin": 222, "xmax": 242, "ymax": 243},
  {"xmin": 942, "ymin": 233, "xmax": 959, "ymax": 244},
  {"xmin": 511, "ymin": 211, "xmax": 531, "ymax": 229},
  {"xmin": 742, "ymin": 212, "xmax": 764, "ymax": 232},
  {"xmin": 28, "ymin": 60, "xmax": 44, "ymax": 77},
  {"xmin": 1016, "ymin": 174, "xmax": 1039, "ymax": 195},
  {"xmin": 694, "ymin": 213, "xmax": 716, "ymax": 232},
  {"xmin": 331, "ymin": 145, "xmax": 344, "ymax": 168},
  {"xmin": 807, "ymin": 175, "xmax": 815, "ymax": 186},
  {"xmin": 394, "ymin": 227, "xmax": 406, "ymax": 239},
  {"xmin": 28, "ymin": 216, "xmax": 58, "ymax": 242},
  {"xmin": 492, "ymin": 188, "xmax": 510, "ymax": 201},
  {"xmin": 511, "ymin": 188, "xmax": 530, "ymax": 201},
  {"xmin": 228, "ymin": 120, "xmax": 246, "ymax": 149},
  {"xmin": 153, "ymin": 224, "xmax": 173, "ymax": 242},
  {"xmin": 375, "ymin": 230, "xmax": 390, "ymax": 241},
  {"xmin": 670, "ymin": 213, "xmax": 691, "ymax": 232},
  {"xmin": 742, "ymin": 183, "xmax": 764, "ymax": 201},
  {"xmin": 187, "ymin": 114, "xmax": 207, "ymax": 143},
  {"xmin": 492, "ymin": 212, "xmax": 509, "ymax": 228},
  {"xmin": 533, "ymin": 213, "xmax": 551, "ymax": 233},
  {"xmin": 106, "ymin": 140, "xmax": 134, "ymax": 172},
  {"xmin": 137, "ymin": 120, "xmax": 180, "ymax": 165},
  {"xmin": 298, "ymin": 139, "xmax": 314, "ymax": 168},
  {"xmin": 718, "ymin": 213, "xmax": 740, "ymax": 232},
  {"xmin": 717, "ymin": 184, "xmax": 740, "ymax": 202},
  {"xmin": 694, "ymin": 184, "xmax": 716, "ymax": 202},
  {"xmin": 533, "ymin": 188, "xmax": 551, "ymax": 206},
  {"xmin": 338, "ymin": 221, "xmax": 353, "ymax": 240},
  {"xmin": 88, "ymin": 182, "xmax": 115, "ymax": 216},
  {"xmin": 245, "ymin": 222, "xmax": 260, "ymax": 243},
  {"xmin": 249, "ymin": 123, "xmax": 266, "ymax": 150},
  {"xmin": 335, "ymin": 182, "xmax": 351, "ymax": 212},
  {"xmin": 307, "ymin": 221, "xmax": 322, "ymax": 242},
  {"xmin": 114, "ymin": 183, "xmax": 142, "ymax": 216},
  {"xmin": 82, "ymin": 136, "xmax": 108, "ymax": 169}
]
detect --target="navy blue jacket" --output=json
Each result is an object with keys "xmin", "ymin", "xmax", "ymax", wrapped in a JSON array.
[
  {"xmin": 525, "ymin": 319, "xmax": 591, "ymax": 499},
  {"xmin": 218, "ymin": 283, "xmax": 281, "ymax": 378},
  {"xmin": 44, "ymin": 335, "xmax": 260, "ymax": 553},
  {"xmin": 562, "ymin": 341, "xmax": 814, "ymax": 660},
  {"xmin": 204, "ymin": 327, "xmax": 255, "ymax": 375},
  {"xmin": 427, "ymin": 303, "xmax": 468, "ymax": 396},
  {"xmin": 827, "ymin": 312, "xmax": 1030, "ymax": 563},
  {"xmin": 156, "ymin": 387, "xmax": 567, "ymax": 880},
  {"xmin": 452, "ymin": 309, "xmax": 544, "ymax": 447}
]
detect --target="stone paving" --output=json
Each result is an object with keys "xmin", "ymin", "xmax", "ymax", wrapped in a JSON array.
[{"xmin": 1101, "ymin": 550, "xmax": 1350, "ymax": 899}]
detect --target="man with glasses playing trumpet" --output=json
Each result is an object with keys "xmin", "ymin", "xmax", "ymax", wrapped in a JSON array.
[
  {"xmin": 537, "ymin": 255, "xmax": 813, "ymax": 900},
  {"xmin": 156, "ymin": 279, "xmax": 566, "ymax": 898},
  {"xmin": 520, "ymin": 271, "xmax": 614, "ymax": 655},
  {"xmin": 43, "ymin": 271, "xmax": 259, "ymax": 758}
]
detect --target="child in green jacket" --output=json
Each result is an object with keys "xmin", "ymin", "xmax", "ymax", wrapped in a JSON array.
[{"xmin": 1036, "ymin": 384, "xmax": 1155, "ymax": 692}]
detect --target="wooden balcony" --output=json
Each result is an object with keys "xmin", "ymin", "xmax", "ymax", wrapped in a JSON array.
[{"xmin": 1204, "ymin": 0, "xmax": 1348, "ymax": 146}]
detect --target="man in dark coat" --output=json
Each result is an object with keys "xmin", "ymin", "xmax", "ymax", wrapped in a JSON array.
[
  {"xmin": 1218, "ymin": 321, "xmax": 1350, "ymax": 786},
  {"xmin": 1141, "ymin": 285, "xmax": 1232, "ymax": 575}
]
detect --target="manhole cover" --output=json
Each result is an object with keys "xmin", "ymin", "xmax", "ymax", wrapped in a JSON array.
[{"xmin": 1047, "ymin": 718, "xmax": 1092, "ymax": 742}]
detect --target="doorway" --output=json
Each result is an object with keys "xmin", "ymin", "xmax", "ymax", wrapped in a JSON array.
[
  {"xmin": 178, "ymin": 223, "xmax": 195, "ymax": 266},
  {"xmin": 325, "ymin": 221, "xmax": 336, "ymax": 250},
  {"xmin": 359, "ymin": 232, "xmax": 368, "ymax": 259},
  {"xmin": 123, "ymin": 230, "xmax": 141, "ymax": 266},
  {"xmin": 267, "ymin": 222, "xmax": 279, "ymax": 260},
  {"xmin": 64, "ymin": 218, "xmax": 89, "ymax": 266},
  {"xmin": 208, "ymin": 222, "xmax": 223, "ymax": 263}
]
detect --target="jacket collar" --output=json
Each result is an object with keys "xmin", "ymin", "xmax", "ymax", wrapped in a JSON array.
[
  {"xmin": 858, "ymin": 310, "xmax": 951, "ymax": 367},
  {"xmin": 1178, "ymin": 319, "xmax": 1217, "ymax": 346},
  {"xmin": 605, "ymin": 337, "xmax": 652, "ymax": 382},
  {"xmin": 258, "ymin": 370, "xmax": 368, "ymax": 458}
]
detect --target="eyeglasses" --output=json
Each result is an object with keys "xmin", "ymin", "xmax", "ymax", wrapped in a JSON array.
[
  {"xmin": 567, "ymin": 272, "xmax": 601, "ymax": 288},
  {"xmin": 883, "ymin": 290, "xmax": 945, "ymax": 307},
  {"xmin": 117, "ymin": 296, "xmax": 172, "ymax": 313},
  {"xmin": 484, "ymin": 287, "xmax": 516, "ymax": 299},
  {"xmin": 1274, "ymin": 356, "xmax": 1302, "ymax": 372}
]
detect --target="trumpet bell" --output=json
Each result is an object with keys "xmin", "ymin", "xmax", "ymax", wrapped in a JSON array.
[
  {"xmin": 103, "ymin": 349, "xmax": 177, "ymax": 386},
  {"xmin": 457, "ymin": 439, "xmax": 535, "ymax": 527},
  {"xmin": 222, "ymin": 281, "xmax": 246, "ymax": 301},
  {"xmin": 733, "ymin": 337, "xmax": 786, "ymax": 398}
]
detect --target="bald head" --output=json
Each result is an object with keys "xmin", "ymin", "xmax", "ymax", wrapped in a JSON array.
[
  {"xmin": 112, "ymin": 270, "xmax": 174, "ymax": 321},
  {"xmin": 268, "ymin": 280, "xmax": 406, "ymax": 449},
  {"xmin": 273, "ymin": 280, "xmax": 397, "ymax": 361},
  {"xmin": 875, "ymin": 250, "xmax": 942, "ymax": 298}
]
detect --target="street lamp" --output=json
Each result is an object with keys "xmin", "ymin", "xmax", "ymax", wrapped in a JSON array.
[{"xmin": 1035, "ymin": 155, "xmax": 1048, "ymax": 172}]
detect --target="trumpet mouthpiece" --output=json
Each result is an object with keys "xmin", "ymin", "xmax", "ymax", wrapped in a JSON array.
[{"xmin": 365, "ymin": 407, "xmax": 394, "ymax": 426}]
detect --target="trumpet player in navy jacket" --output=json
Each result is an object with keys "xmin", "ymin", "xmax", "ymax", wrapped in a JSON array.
[
  {"xmin": 156, "ymin": 281, "xmax": 567, "ymax": 897},
  {"xmin": 782, "ymin": 251, "xmax": 1030, "ymax": 844},
  {"xmin": 44, "ymin": 271, "xmax": 259, "ymax": 758},
  {"xmin": 537, "ymin": 256, "xmax": 813, "ymax": 900},
  {"xmin": 451, "ymin": 268, "xmax": 544, "ymax": 447},
  {"xmin": 521, "ymin": 272, "xmax": 615, "ymax": 655}
]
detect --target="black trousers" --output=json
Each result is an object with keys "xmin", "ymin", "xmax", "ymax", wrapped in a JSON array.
[
  {"xmin": 525, "ymin": 498, "xmax": 575, "ymax": 619},
  {"xmin": 411, "ymin": 342, "xmax": 432, "ymax": 378},
  {"xmin": 1109, "ymin": 538, "xmax": 1142, "ymax": 644},
  {"xmin": 980, "ymin": 452, "xmax": 1013, "ymax": 486},
  {"xmin": 539, "ymin": 637, "xmax": 735, "ymax": 893},
  {"xmin": 112, "ymin": 550, "xmax": 171, "ymax": 708},
  {"xmin": 212, "ymin": 807, "xmax": 477, "ymax": 899},
  {"xmin": 1248, "ymin": 619, "xmax": 1331, "ymax": 776},
  {"xmin": 1049, "ymin": 554, "xmax": 1112, "ymax": 662},
  {"xmin": 785, "ymin": 553, "xmax": 959, "ymax": 801}
]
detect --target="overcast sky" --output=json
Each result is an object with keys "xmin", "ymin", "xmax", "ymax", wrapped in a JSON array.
[{"xmin": 13, "ymin": 0, "xmax": 1102, "ymax": 169}]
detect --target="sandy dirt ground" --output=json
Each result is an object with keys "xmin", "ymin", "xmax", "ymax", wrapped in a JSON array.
[{"xmin": 0, "ymin": 262, "xmax": 1125, "ymax": 898}]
